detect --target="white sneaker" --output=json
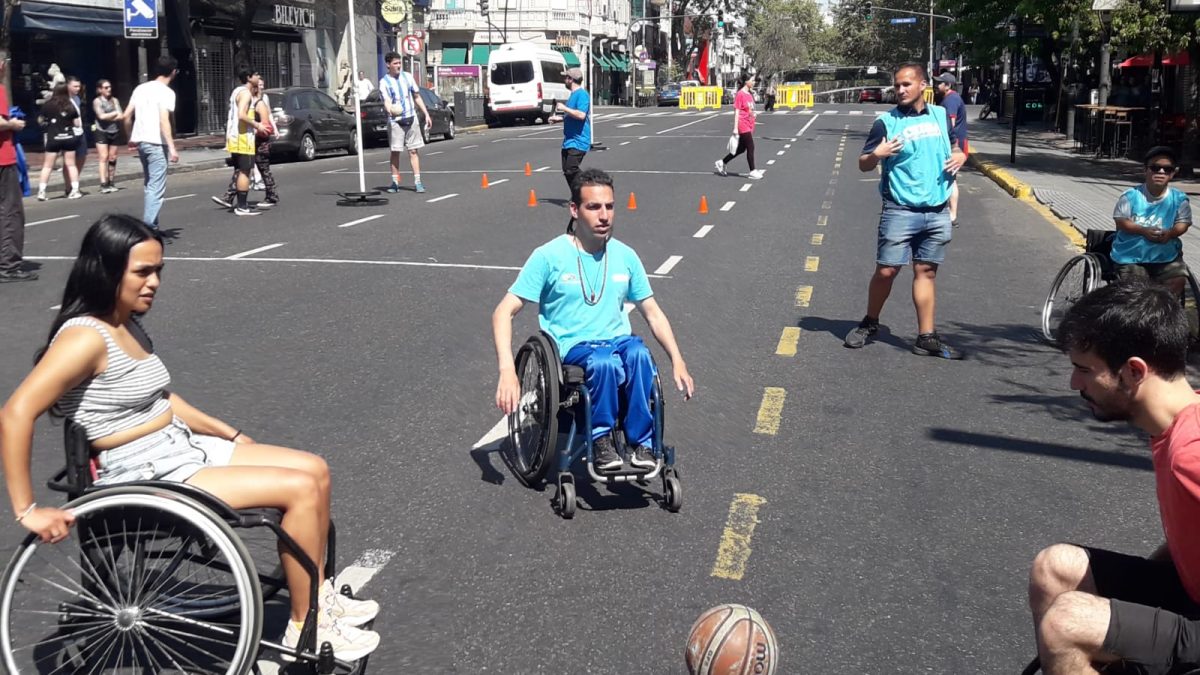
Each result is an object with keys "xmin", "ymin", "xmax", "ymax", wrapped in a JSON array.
[
  {"xmin": 748, "ymin": 170, "xmax": 764, "ymax": 180},
  {"xmin": 233, "ymin": 207, "xmax": 260, "ymax": 216},
  {"xmin": 67, "ymin": 190, "xmax": 83, "ymax": 199},
  {"xmin": 36, "ymin": 191, "xmax": 46, "ymax": 202},
  {"xmin": 281, "ymin": 614, "xmax": 380, "ymax": 662},
  {"xmin": 714, "ymin": 160, "xmax": 727, "ymax": 177},
  {"xmin": 320, "ymin": 580, "xmax": 379, "ymax": 627}
]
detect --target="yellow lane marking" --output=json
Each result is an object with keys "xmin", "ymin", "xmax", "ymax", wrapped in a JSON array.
[
  {"xmin": 826, "ymin": 188, "xmax": 835, "ymax": 197},
  {"xmin": 831, "ymin": 170, "xmax": 839, "ymax": 176},
  {"xmin": 821, "ymin": 201, "xmax": 832, "ymax": 209},
  {"xmin": 795, "ymin": 285, "xmax": 813, "ymax": 307},
  {"xmin": 816, "ymin": 215, "xmax": 827, "ymax": 227},
  {"xmin": 775, "ymin": 327, "xmax": 801, "ymax": 356},
  {"xmin": 711, "ymin": 494, "xmax": 768, "ymax": 581},
  {"xmin": 811, "ymin": 233, "xmax": 824, "ymax": 245},
  {"xmin": 829, "ymin": 178, "xmax": 838, "ymax": 185},
  {"xmin": 753, "ymin": 388, "xmax": 787, "ymax": 435},
  {"xmin": 804, "ymin": 256, "xmax": 820, "ymax": 272}
]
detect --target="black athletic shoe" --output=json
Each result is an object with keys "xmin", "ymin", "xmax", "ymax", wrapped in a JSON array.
[
  {"xmin": 592, "ymin": 436, "xmax": 623, "ymax": 471},
  {"xmin": 629, "ymin": 445, "xmax": 657, "ymax": 469},
  {"xmin": 843, "ymin": 317, "xmax": 879, "ymax": 349},
  {"xmin": 912, "ymin": 332, "xmax": 964, "ymax": 360},
  {"xmin": 0, "ymin": 270, "xmax": 38, "ymax": 283}
]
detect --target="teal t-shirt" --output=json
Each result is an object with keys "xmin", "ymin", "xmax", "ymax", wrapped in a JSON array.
[
  {"xmin": 1111, "ymin": 185, "xmax": 1192, "ymax": 264},
  {"xmin": 509, "ymin": 235, "xmax": 653, "ymax": 356},
  {"xmin": 877, "ymin": 103, "xmax": 953, "ymax": 208}
]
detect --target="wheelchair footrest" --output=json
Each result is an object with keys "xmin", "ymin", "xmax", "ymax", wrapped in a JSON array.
[{"xmin": 587, "ymin": 460, "xmax": 663, "ymax": 483}]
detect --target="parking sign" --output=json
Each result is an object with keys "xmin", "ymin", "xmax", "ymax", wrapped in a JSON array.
[
  {"xmin": 402, "ymin": 35, "xmax": 423, "ymax": 56},
  {"xmin": 124, "ymin": 0, "xmax": 157, "ymax": 39}
]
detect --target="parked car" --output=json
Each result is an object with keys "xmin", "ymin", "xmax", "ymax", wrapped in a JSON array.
[
  {"xmin": 859, "ymin": 87, "xmax": 882, "ymax": 103},
  {"xmin": 358, "ymin": 87, "xmax": 456, "ymax": 147},
  {"xmin": 265, "ymin": 86, "xmax": 358, "ymax": 161},
  {"xmin": 657, "ymin": 83, "xmax": 681, "ymax": 106},
  {"xmin": 722, "ymin": 87, "xmax": 736, "ymax": 104}
]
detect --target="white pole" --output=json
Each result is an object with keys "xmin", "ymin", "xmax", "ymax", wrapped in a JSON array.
[
  {"xmin": 927, "ymin": 0, "xmax": 934, "ymax": 81},
  {"xmin": 347, "ymin": 0, "xmax": 367, "ymax": 193}
]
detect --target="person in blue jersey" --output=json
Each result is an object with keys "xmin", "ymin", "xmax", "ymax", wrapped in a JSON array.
[
  {"xmin": 845, "ymin": 63, "xmax": 967, "ymax": 359},
  {"xmin": 551, "ymin": 67, "xmax": 591, "ymax": 194},
  {"xmin": 933, "ymin": 72, "xmax": 968, "ymax": 227},
  {"xmin": 1110, "ymin": 146, "xmax": 1193, "ymax": 297},
  {"xmin": 492, "ymin": 168, "xmax": 695, "ymax": 471}
]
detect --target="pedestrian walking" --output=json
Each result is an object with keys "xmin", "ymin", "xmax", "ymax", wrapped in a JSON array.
[
  {"xmin": 220, "ymin": 65, "xmax": 267, "ymax": 216},
  {"xmin": 213, "ymin": 73, "xmax": 278, "ymax": 210},
  {"xmin": 933, "ymin": 73, "xmax": 968, "ymax": 226},
  {"xmin": 0, "ymin": 57, "xmax": 33, "ymax": 283},
  {"xmin": 66, "ymin": 76, "xmax": 87, "ymax": 186},
  {"xmin": 714, "ymin": 73, "xmax": 762, "ymax": 180},
  {"xmin": 765, "ymin": 82, "xmax": 776, "ymax": 112},
  {"xmin": 356, "ymin": 70, "xmax": 374, "ymax": 102},
  {"xmin": 551, "ymin": 67, "xmax": 591, "ymax": 194},
  {"xmin": 844, "ymin": 63, "xmax": 967, "ymax": 359},
  {"xmin": 92, "ymin": 79, "xmax": 122, "ymax": 194},
  {"xmin": 35, "ymin": 84, "xmax": 81, "ymax": 201},
  {"xmin": 379, "ymin": 52, "xmax": 431, "ymax": 194},
  {"xmin": 122, "ymin": 55, "xmax": 179, "ymax": 229}
]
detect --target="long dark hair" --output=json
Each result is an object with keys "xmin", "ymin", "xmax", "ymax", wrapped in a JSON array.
[
  {"xmin": 38, "ymin": 215, "xmax": 163, "ymax": 362},
  {"xmin": 42, "ymin": 83, "xmax": 72, "ymax": 117}
]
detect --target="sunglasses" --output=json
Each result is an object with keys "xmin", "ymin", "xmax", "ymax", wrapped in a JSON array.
[{"xmin": 1148, "ymin": 165, "xmax": 1176, "ymax": 173}]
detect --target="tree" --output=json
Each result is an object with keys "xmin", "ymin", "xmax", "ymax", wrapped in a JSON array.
[
  {"xmin": 744, "ymin": 0, "xmax": 834, "ymax": 78},
  {"xmin": 830, "ymin": 0, "xmax": 930, "ymax": 69}
]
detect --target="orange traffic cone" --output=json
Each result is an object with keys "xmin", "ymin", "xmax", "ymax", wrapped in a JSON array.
[
  {"xmin": 481, "ymin": 173, "xmax": 490, "ymax": 189},
  {"xmin": 698, "ymin": 195, "xmax": 709, "ymax": 214},
  {"xmin": 528, "ymin": 189, "xmax": 538, "ymax": 207},
  {"xmin": 524, "ymin": 162, "xmax": 532, "ymax": 176},
  {"xmin": 627, "ymin": 192, "xmax": 638, "ymax": 210}
]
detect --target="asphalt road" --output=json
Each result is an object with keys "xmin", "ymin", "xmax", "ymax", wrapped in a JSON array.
[{"xmin": 0, "ymin": 104, "xmax": 1162, "ymax": 674}]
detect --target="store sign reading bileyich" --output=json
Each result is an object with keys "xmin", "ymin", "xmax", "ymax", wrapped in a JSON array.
[{"xmin": 273, "ymin": 2, "xmax": 316, "ymax": 27}]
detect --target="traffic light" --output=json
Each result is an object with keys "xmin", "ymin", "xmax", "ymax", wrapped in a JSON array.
[
  {"xmin": 716, "ymin": 9, "xmax": 724, "ymax": 28},
  {"xmin": 864, "ymin": 1, "xmax": 872, "ymax": 20},
  {"xmin": 480, "ymin": 0, "xmax": 489, "ymax": 15}
]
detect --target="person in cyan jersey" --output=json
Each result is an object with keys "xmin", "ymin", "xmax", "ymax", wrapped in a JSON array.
[{"xmin": 1109, "ymin": 146, "xmax": 1193, "ymax": 297}]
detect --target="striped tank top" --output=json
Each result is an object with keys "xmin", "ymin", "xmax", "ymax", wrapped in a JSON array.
[
  {"xmin": 225, "ymin": 85, "xmax": 258, "ymax": 155},
  {"xmin": 51, "ymin": 316, "xmax": 172, "ymax": 441}
]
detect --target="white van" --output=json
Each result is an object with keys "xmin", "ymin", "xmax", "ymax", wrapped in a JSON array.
[{"xmin": 487, "ymin": 43, "xmax": 571, "ymax": 125}]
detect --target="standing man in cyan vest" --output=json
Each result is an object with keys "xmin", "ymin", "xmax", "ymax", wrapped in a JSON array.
[{"xmin": 844, "ymin": 63, "xmax": 967, "ymax": 359}]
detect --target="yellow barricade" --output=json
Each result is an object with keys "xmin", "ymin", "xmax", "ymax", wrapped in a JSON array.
[
  {"xmin": 775, "ymin": 84, "xmax": 814, "ymax": 109},
  {"xmin": 679, "ymin": 86, "xmax": 723, "ymax": 110},
  {"xmin": 924, "ymin": 87, "xmax": 934, "ymax": 103}
]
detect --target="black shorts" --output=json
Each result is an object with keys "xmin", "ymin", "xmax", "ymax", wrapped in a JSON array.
[
  {"xmin": 1086, "ymin": 546, "xmax": 1200, "ymax": 674},
  {"xmin": 44, "ymin": 135, "xmax": 75, "ymax": 154},
  {"xmin": 94, "ymin": 129, "xmax": 120, "ymax": 146},
  {"xmin": 228, "ymin": 153, "xmax": 254, "ymax": 172}
]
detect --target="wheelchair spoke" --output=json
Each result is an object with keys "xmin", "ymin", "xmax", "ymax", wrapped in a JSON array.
[
  {"xmin": 10, "ymin": 617, "xmax": 115, "ymax": 657},
  {"xmin": 141, "ymin": 618, "xmax": 236, "ymax": 670},
  {"xmin": 135, "ymin": 621, "xmax": 198, "ymax": 674},
  {"xmin": 37, "ymin": 541, "xmax": 124, "ymax": 612}
]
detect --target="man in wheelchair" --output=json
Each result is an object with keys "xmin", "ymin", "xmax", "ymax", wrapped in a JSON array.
[
  {"xmin": 492, "ymin": 168, "xmax": 695, "ymax": 472},
  {"xmin": 1110, "ymin": 146, "xmax": 1193, "ymax": 297}
]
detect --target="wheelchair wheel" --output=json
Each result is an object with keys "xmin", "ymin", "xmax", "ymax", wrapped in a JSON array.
[
  {"xmin": 508, "ymin": 334, "xmax": 560, "ymax": 487},
  {"xmin": 1041, "ymin": 254, "xmax": 1101, "ymax": 344},
  {"xmin": 0, "ymin": 486, "xmax": 262, "ymax": 675}
]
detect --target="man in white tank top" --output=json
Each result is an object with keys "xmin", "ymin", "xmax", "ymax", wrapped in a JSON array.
[{"xmin": 224, "ymin": 65, "xmax": 266, "ymax": 216}]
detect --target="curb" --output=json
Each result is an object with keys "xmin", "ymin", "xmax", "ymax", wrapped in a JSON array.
[{"xmin": 968, "ymin": 154, "xmax": 1085, "ymax": 249}]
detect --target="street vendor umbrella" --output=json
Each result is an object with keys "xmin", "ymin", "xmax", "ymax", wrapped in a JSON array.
[
  {"xmin": 337, "ymin": 0, "xmax": 386, "ymax": 206},
  {"xmin": 1118, "ymin": 52, "xmax": 1191, "ymax": 68}
]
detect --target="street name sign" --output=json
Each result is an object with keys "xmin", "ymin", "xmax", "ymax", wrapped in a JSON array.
[{"xmin": 890, "ymin": 17, "xmax": 917, "ymax": 24}]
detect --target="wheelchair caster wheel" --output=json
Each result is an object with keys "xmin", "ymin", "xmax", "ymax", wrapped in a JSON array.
[
  {"xmin": 665, "ymin": 475, "xmax": 682, "ymax": 512},
  {"xmin": 556, "ymin": 481, "xmax": 576, "ymax": 519},
  {"xmin": 340, "ymin": 583, "xmax": 355, "ymax": 599}
]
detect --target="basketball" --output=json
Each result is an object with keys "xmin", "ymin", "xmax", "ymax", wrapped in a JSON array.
[{"xmin": 685, "ymin": 604, "xmax": 779, "ymax": 675}]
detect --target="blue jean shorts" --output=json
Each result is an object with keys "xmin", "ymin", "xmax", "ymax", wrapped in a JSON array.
[
  {"xmin": 93, "ymin": 417, "xmax": 236, "ymax": 485},
  {"xmin": 877, "ymin": 199, "xmax": 952, "ymax": 266}
]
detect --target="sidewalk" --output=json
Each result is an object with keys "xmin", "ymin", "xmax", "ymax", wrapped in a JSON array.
[
  {"xmin": 20, "ymin": 134, "xmax": 230, "ymax": 200},
  {"xmin": 965, "ymin": 105, "xmax": 1200, "ymax": 272}
]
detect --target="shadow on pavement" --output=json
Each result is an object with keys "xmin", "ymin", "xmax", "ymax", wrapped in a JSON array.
[
  {"xmin": 573, "ymin": 477, "xmax": 658, "ymax": 513},
  {"xmin": 927, "ymin": 427, "xmax": 1151, "ymax": 471},
  {"xmin": 797, "ymin": 315, "xmax": 910, "ymax": 350},
  {"xmin": 937, "ymin": 320, "xmax": 1058, "ymax": 368}
]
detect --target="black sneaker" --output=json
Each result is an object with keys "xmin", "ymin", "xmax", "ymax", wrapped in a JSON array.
[
  {"xmin": 629, "ymin": 444, "xmax": 657, "ymax": 469},
  {"xmin": 592, "ymin": 436, "xmax": 623, "ymax": 471},
  {"xmin": 0, "ymin": 270, "xmax": 38, "ymax": 283},
  {"xmin": 843, "ymin": 317, "xmax": 879, "ymax": 349},
  {"xmin": 912, "ymin": 332, "xmax": 964, "ymax": 360}
]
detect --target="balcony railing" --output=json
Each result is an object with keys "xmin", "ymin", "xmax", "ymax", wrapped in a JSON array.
[{"xmin": 426, "ymin": 7, "xmax": 628, "ymax": 36}]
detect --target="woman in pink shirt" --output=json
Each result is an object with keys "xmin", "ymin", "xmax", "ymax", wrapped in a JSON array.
[{"xmin": 715, "ymin": 74, "xmax": 763, "ymax": 180}]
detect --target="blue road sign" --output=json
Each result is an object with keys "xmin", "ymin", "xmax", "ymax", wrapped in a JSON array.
[
  {"xmin": 125, "ymin": 0, "xmax": 158, "ymax": 39},
  {"xmin": 889, "ymin": 17, "xmax": 918, "ymax": 24}
]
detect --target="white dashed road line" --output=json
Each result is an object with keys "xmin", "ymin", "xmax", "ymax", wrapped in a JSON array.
[
  {"xmin": 740, "ymin": 184, "xmax": 752, "ymax": 192},
  {"xmin": 338, "ymin": 214, "xmax": 386, "ymax": 229},
  {"xmin": 163, "ymin": 193, "xmax": 196, "ymax": 202},
  {"xmin": 225, "ymin": 242, "xmax": 287, "ymax": 260},
  {"xmin": 776, "ymin": 150, "xmax": 786, "ymax": 156},
  {"xmin": 657, "ymin": 114, "xmax": 720, "ymax": 135},
  {"xmin": 535, "ymin": 166, "xmax": 550, "ymax": 172},
  {"xmin": 654, "ymin": 255, "xmax": 683, "ymax": 275},
  {"xmin": 25, "ymin": 215, "xmax": 78, "ymax": 228},
  {"xmin": 693, "ymin": 225, "xmax": 714, "ymax": 238},
  {"xmin": 489, "ymin": 178, "xmax": 509, "ymax": 186},
  {"xmin": 767, "ymin": 160, "xmax": 776, "ymax": 165},
  {"xmin": 426, "ymin": 193, "xmax": 459, "ymax": 203},
  {"xmin": 426, "ymin": 151, "xmax": 444, "ymax": 156},
  {"xmin": 720, "ymin": 201, "xmax": 735, "ymax": 212},
  {"xmin": 461, "ymin": 145, "xmax": 478, "ymax": 149},
  {"xmin": 335, "ymin": 549, "xmax": 398, "ymax": 595}
]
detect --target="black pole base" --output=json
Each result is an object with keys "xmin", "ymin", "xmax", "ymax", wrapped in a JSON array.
[{"xmin": 336, "ymin": 191, "xmax": 388, "ymax": 207}]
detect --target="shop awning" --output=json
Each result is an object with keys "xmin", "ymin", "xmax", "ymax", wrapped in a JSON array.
[
  {"xmin": 442, "ymin": 46, "xmax": 468, "ymax": 65},
  {"xmin": 610, "ymin": 55, "xmax": 628, "ymax": 71},
  {"xmin": 472, "ymin": 44, "xmax": 496, "ymax": 66},
  {"xmin": 12, "ymin": 1, "xmax": 124, "ymax": 37},
  {"xmin": 592, "ymin": 54, "xmax": 613, "ymax": 70},
  {"xmin": 552, "ymin": 46, "xmax": 581, "ymax": 68},
  {"xmin": 1119, "ymin": 52, "xmax": 1190, "ymax": 68}
]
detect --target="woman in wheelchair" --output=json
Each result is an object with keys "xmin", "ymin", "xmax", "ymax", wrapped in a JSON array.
[{"xmin": 0, "ymin": 214, "xmax": 380, "ymax": 661}]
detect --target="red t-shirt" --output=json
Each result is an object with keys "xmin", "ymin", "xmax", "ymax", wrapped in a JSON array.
[
  {"xmin": 1153, "ymin": 401, "xmax": 1200, "ymax": 602},
  {"xmin": 735, "ymin": 90, "xmax": 755, "ymax": 134},
  {"xmin": 0, "ymin": 86, "xmax": 17, "ymax": 167}
]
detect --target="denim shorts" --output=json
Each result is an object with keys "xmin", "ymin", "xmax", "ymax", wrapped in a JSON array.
[
  {"xmin": 877, "ymin": 199, "xmax": 952, "ymax": 266},
  {"xmin": 93, "ymin": 417, "xmax": 236, "ymax": 486}
]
